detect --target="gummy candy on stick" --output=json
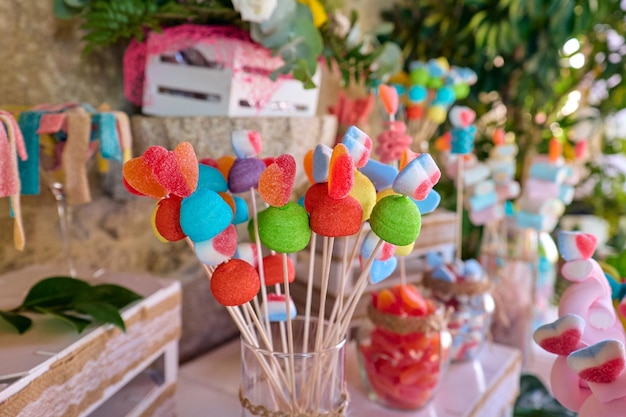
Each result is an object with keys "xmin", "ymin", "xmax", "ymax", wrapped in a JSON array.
[
  {"xmin": 449, "ymin": 105, "xmax": 477, "ymax": 260},
  {"xmin": 331, "ymin": 153, "xmax": 442, "ymax": 347},
  {"xmin": 341, "ymin": 125, "xmax": 372, "ymax": 169}
]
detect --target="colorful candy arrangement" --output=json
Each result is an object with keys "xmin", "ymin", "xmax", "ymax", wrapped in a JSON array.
[
  {"xmin": 122, "ymin": 124, "xmax": 443, "ymax": 413},
  {"xmin": 386, "ymin": 58, "xmax": 477, "ymax": 151},
  {"xmin": 533, "ymin": 231, "xmax": 626, "ymax": 417},
  {"xmin": 357, "ymin": 284, "xmax": 451, "ymax": 410},
  {"xmin": 19, "ymin": 102, "xmax": 132, "ymax": 203},
  {"xmin": 514, "ymin": 138, "xmax": 576, "ymax": 233}
]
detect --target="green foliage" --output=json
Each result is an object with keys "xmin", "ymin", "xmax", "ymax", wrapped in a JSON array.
[
  {"xmin": 514, "ymin": 374, "xmax": 577, "ymax": 417},
  {"xmin": 0, "ymin": 276, "xmax": 142, "ymax": 334},
  {"xmin": 382, "ymin": 0, "xmax": 626, "ymax": 248},
  {"xmin": 54, "ymin": 0, "xmax": 400, "ymax": 89},
  {"xmin": 381, "ymin": 0, "xmax": 625, "ymax": 146}
]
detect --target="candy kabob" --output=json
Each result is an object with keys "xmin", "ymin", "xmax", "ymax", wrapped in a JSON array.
[
  {"xmin": 402, "ymin": 59, "xmax": 476, "ymax": 152},
  {"xmin": 123, "ymin": 142, "xmax": 294, "ymax": 408}
]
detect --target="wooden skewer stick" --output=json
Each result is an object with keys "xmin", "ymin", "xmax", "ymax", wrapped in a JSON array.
[{"xmin": 250, "ymin": 188, "xmax": 273, "ymax": 349}]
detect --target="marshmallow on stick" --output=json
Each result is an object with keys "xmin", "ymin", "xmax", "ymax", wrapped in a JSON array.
[{"xmin": 533, "ymin": 231, "xmax": 626, "ymax": 417}]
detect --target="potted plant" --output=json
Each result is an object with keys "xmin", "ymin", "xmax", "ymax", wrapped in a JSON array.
[{"xmin": 53, "ymin": 0, "xmax": 402, "ymax": 116}]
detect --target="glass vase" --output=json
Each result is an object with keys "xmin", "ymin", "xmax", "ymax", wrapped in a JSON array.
[
  {"xmin": 355, "ymin": 303, "xmax": 452, "ymax": 410},
  {"xmin": 479, "ymin": 220, "xmax": 556, "ymax": 359},
  {"xmin": 240, "ymin": 317, "xmax": 348, "ymax": 417},
  {"xmin": 422, "ymin": 273, "xmax": 494, "ymax": 362}
]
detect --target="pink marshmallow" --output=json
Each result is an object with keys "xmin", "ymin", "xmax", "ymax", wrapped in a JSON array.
[
  {"xmin": 231, "ymin": 130, "xmax": 262, "ymax": 158},
  {"xmin": 341, "ymin": 125, "xmax": 372, "ymax": 168},
  {"xmin": 392, "ymin": 153, "xmax": 441, "ymax": 200},
  {"xmin": 495, "ymin": 182, "xmax": 520, "ymax": 201},
  {"xmin": 567, "ymin": 340, "xmax": 625, "ymax": 384},
  {"xmin": 194, "ymin": 224, "xmax": 238, "ymax": 266},
  {"xmin": 470, "ymin": 179, "xmax": 495, "ymax": 196},
  {"xmin": 525, "ymin": 178, "xmax": 561, "ymax": 200},
  {"xmin": 234, "ymin": 242, "xmax": 258, "ymax": 268},
  {"xmin": 469, "ymin": 204, "xmax": 504, "ymax": 225},
  {"xmin": 518, "ymin": 196, "xmax": 565, "ymax": 217},
  {"xmin": 551, "ymin": 356, "xmax": 593, "ymax": 412},
  {"xmin": 448, "ymin": 106, "xmax": 476, "ymax": 128}
]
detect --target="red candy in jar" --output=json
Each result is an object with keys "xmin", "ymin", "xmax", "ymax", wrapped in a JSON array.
[{"xmin": 356, "ymin": 284, "xmax": 452, "ymax": 410}]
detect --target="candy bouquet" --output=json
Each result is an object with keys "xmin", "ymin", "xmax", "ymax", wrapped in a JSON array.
[
  {"xmin": 514, "ymin": 138, "xmax": 582, "ymax": 329},
  {"xmin": 383, "ymin": 58, "xmax": 477, "ymax": 153},
  {"xmin": 122, "ymin": 125, "xmax": 444, "ymax": 415},
  {"xmin": 534, "ymin": 231, "xmax": 626, "ymax": 417}
]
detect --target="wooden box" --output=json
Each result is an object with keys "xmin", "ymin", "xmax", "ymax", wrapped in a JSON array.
[
  {"xmin": 142, "ymin": 25, "xmax": 320, "ymax": 117},
  {"xmin": 0, "ymin": 266, "xmax": 181, "ymax": 417}
]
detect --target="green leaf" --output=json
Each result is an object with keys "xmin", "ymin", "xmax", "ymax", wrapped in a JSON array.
[
  {"xmin": 20, "ymin": 277, "xmax": 91, "ymax": 309},
  {"xmin": 53, "ymin": 0, "xmax": 82, "ymax": 19},
  {"xmin": 34, "ymin": 307, "xmax": 91, "ymax": 333},
  {"xmin": 0, "ymin": 311, "xmax": 32, "ymax": 334},
  {"xmin": 75, "ymin": 284, "xmax": 142, "ymax": 309},
  {"xmin": 74, "ymin": 302, "xmax": 127, "ymax": 332}
]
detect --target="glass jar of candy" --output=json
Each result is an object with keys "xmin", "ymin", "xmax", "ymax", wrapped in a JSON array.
[
  {"xmin": 356, "ymin": 284, "xmax": 452, "ymax": 410},
  {"xmin": 422, "ymin": 263, "xmax": 495, "ymax": 362}
]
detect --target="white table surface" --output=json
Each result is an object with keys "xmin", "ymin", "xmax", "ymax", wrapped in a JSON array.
[{"xmin": 177, "ymin": 338, "xmax": 522, "ymax": 417}]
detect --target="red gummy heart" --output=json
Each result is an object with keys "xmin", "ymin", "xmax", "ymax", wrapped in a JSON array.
[
  {"xmin": 328, "ymin": 144, "xmax": 354, "ymax": 200},
  {"xmin": 579, "ymin": 358, "xmax": 625, "ymax": 384},
  {"xmin": 538, "ymin": 328, "xmax": 583, "ymax": 356},
  {"xmin": 575, "ymin": 233, "xmax": 598, "ymax": 260}
]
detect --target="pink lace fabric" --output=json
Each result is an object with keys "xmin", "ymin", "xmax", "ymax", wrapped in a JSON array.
[{"xmin": 123, "ymin": 24, "xmax": 289, "ymax": 111}]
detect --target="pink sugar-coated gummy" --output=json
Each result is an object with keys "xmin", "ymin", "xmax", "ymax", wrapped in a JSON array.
[
  {"xmin": 141, "ymin": 143, "xmax": 198, "ymax": 198},
  {"xmin": 153, "ymin": 195, "xmax": 185, "ymax": 242},
  {"xmin": 303, "ymin": 182, "xmax": 329, "ymax": 213},
  {"xmin": 212, "ymin": 224, "xmax": 238, "ymax": 257},
  {"xmin": 231, "ymin": 130, "xmax": 262, "ymax": 158},
  {"xmin": 122, "ymin": 157, "xmax": 168, "ymax": 199},
  {"xmin": 328, "ymin": 143, "xmax": 354, "ymax": 200},
  {"xmin": 578, "ymin": 358, "xmax": 625, "ymax": 384},
  {"xmin": 309, "ymin": 195, "xmax": 363, "ymax": 237},
  {"xmin": 538, "ymin": 328, "xmax": 583, "ymax": 356},
  {"xmin": 260, "ymin": 254, "xmax": 295, "ymax": 286},
  {"xmin": 194, "ymin": 224, "xmax": 238, "ymax": 266},
  {"xmin": 378, "ymin": 84, "xmax": 399, "ymax": 116},
  {"xmin": 258, "ymin": 154, "xmax": 296, "ymax": 207},
  {"xmin": 174, "ymin": 142, "xmax": 200, "ymax": 196},
  {"xmin": 210, "ymin": 259, "xmax": 261, "ymax": 306}
]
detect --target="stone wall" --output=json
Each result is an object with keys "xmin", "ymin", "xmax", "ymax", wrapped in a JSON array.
[{"xmin": 0, "ymin": 0, "xmax": 384, "ymax": 362}]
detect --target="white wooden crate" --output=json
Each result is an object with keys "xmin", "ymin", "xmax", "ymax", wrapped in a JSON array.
[
  {"xmin": 142, "ymin": 26, "xmax": 320, "ymax": 117},
  {"xmin": 0, "ymin": 265, "xmax": 181, "ymax": 417}
]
